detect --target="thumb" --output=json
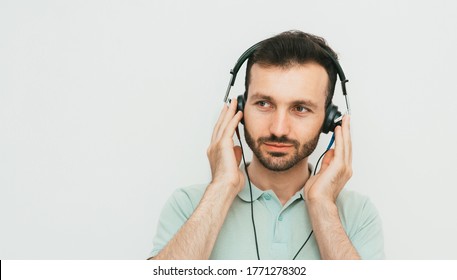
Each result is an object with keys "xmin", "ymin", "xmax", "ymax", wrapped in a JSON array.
[
  {"xmin": 233, "ymin": 146, "xmax": 242, "ymax": 166},
  {"xmin": 318, "ymin": 149, "xmax": 335, "ymax": 174}
]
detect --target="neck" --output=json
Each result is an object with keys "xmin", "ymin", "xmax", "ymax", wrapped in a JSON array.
[{"xmin": 247, "ymin": 157, "xmax": 310, "ymax": 205}]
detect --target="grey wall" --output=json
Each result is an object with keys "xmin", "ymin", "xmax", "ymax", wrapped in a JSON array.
[{"xmin": 1, "ymin": 0, "xmax": 456, "ymax": 259}]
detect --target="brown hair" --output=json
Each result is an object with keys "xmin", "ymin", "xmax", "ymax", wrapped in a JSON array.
[{"xmin": 244, "ymin": 30, "xmax": 339, "ymax": 107}]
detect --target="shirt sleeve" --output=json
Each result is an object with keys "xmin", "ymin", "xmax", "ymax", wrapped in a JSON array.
[
  {"xmin": 149, "ymin": 187, "xmax": 197, "ymax": 258},
  {"xmin": 350, "ymin": 197, "xmax": 385, "ymax": 259}
]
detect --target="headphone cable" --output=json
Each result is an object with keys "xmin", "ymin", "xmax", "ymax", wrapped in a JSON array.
[
  {"xmin": 236, "ymin": 128, "xmax": 260, "ymax": 260},
  {"xmin": 235, "ymin": 128, "xmax": 335, "ymax": 260},
  {"xmin": 292, "ymin": 133, "xmax": 334, "ymax": 259}
]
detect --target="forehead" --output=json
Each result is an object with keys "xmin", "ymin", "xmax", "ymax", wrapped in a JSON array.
[{"xmin": 248, "ymin": 63, "xmax": 328, "ymax": 107}]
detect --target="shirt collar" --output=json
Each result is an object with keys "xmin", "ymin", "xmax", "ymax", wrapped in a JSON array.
[
  {"xmin": 237, "ymin": 163, "xmax": 313, "ymax": 203},
  {"xmin": 237, "ymin": 163, "xmax": 264, "ymax": 202}
]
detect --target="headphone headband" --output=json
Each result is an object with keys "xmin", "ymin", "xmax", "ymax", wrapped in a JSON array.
[
  {"xmin": 230, "ymin": 41, "xmax": 264, "ymax": 86},
  {"xmin": 223, "ymin": 40, "xmax": 349, "ymax": 106}
]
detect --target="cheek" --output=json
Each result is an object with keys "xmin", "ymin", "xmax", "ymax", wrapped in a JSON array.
[
  {"xmin": 244, "ymin": 121, "xmax": 261, "ymax": 139},
  {"xmin": 291, "ymin": 117, "xmax": 324, "ymax": 138},
  {"xmin": 305, "ymin": 113, "xmax": 325, "ymax": 131},
  {"xmin": 244, "ymin": 110, "xmax": 269, "ymax": 135}
]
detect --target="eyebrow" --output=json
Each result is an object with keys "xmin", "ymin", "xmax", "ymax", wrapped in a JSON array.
[{"xmin": 250, "ymin": 93, "xmax": 319, "ymax": 110}]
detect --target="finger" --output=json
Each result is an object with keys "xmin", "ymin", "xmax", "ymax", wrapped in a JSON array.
[
  {"xmin": 221, "ymin": 110, "xmax": 243, "ymax": 141},
  {"xmin": 215, "ymin": 99, "xmax": 238, "ymax": 140},
  {"xmin": 342, "ymin": 114, "xmax": 352, "ymax": 166},
  {"xmin": 211, "ymin": 104, "xmax": 229, "ymax": 142},
  {"xmin": 333, "ymin": 123, "xmax": 344, "ymax": 160},
  {"xmin": 318, "ymin": 149, "xmax": 335, "ymax": 174},
  {"xmin": 233, "ymin": 146, "xmax": 242, "ymax": 166},
  {"xmin": 212, "ymin": 101, "xmax": 236, "ymax": 142}
]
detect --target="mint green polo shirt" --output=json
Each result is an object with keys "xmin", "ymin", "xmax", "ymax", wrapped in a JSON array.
[{"xmin": 151, "ymin": 166, "xmax": 384, "ymax": 259}]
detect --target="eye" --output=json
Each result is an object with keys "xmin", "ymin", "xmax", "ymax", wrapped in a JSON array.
[
  {"xmin": 256, "ymin": 100, "xmax": 272, "ymax": 109},
  {"xmin": 293, "ymin": 105, "xmax": 309, "ymax": 113}
]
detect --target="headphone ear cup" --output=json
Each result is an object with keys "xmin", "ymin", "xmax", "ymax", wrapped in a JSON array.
[
  {"xmin": 237, "ymin": 94, "xmax": 245, "ymax": 125},
  {"xmin": 322, "ymin": 103, "xmax": 342, "ymax": 134}
]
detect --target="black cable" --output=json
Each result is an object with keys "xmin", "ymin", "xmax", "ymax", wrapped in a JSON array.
[
  {"xmin": 236, "ymin": 128, "xmax": 334, "ymax": 260},
  {"xmin": 292, "ymin": 135, "xmax": 334, "ymax": 259},
  {"xmin": 292, "ymin": 146, "xmax": 331, "ymax": 260},
  {"xmin": 314, "ymin": 148, "xmax": 328, "ymax": 176},
  {"xmin": 236, "ymin": 128, "xmax": 260, "ymax": 260},
  {"xmin": 314, "ymin": 133, "xmax": 334, "ymax": 176},
  {"xmin": 292, "ymin": 231, "xmax": 314, "ymax": 260}
]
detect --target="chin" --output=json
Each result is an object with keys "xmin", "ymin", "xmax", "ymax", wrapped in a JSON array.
[{"xmin": 258, "ymin": 153, "xmax": 304, "ymax": 172}]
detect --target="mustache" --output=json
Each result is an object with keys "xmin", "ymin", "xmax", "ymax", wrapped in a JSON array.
[{"xmin": 257, "ymin": 135, "xmax": 300, "ymax": 148}]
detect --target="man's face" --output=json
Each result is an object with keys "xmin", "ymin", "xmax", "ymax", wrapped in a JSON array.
[{"xmin": 244, "ymin": 63, "xmax": 328, "ymax": 172}]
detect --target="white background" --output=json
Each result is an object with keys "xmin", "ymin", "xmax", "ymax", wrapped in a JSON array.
[{"xmin": 1, "ymin": 0, "xmax": 456, "ymax": 259}]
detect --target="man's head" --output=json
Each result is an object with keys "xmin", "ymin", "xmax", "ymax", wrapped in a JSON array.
[
  {"xmin": 244, "ymin": 30, "xmax": 339, "ymax": 108},
  {"xmin": 243, "ymin": 30, "xmax": 339, "ymax": 172}
]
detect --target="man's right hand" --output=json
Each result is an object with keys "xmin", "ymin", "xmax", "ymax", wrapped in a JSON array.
[
  {"xmin": 151, "ymin": 99, "xmax": 245, "ymax": 260},
  {"xmin": 207, "ymin": 99, "xmax": 245, "ymax": 194}
]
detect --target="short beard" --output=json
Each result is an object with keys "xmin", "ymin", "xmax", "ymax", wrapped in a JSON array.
[{"xmin": 244, "ymin": 127, "xmax": 320, "ymax": 172}]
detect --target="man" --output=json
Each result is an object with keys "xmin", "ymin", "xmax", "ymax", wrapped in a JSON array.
[{"xmin": 150, "ymin": 30, "xmax": 384, "ymax": 260}]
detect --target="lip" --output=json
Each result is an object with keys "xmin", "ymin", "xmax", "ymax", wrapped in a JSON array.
[{"xmin": 263, "ymin": 142, "xmax": 293, "ymax": 152}]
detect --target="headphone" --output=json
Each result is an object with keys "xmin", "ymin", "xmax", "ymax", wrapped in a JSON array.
[{"xmin": 223, "ymin": 40, "xmax": 350, "ymax": 133}]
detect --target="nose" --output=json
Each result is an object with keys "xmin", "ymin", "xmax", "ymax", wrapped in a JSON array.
[{"xmin": 269, "ymin": 110, "xmax": 290, "ymax": 137}]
